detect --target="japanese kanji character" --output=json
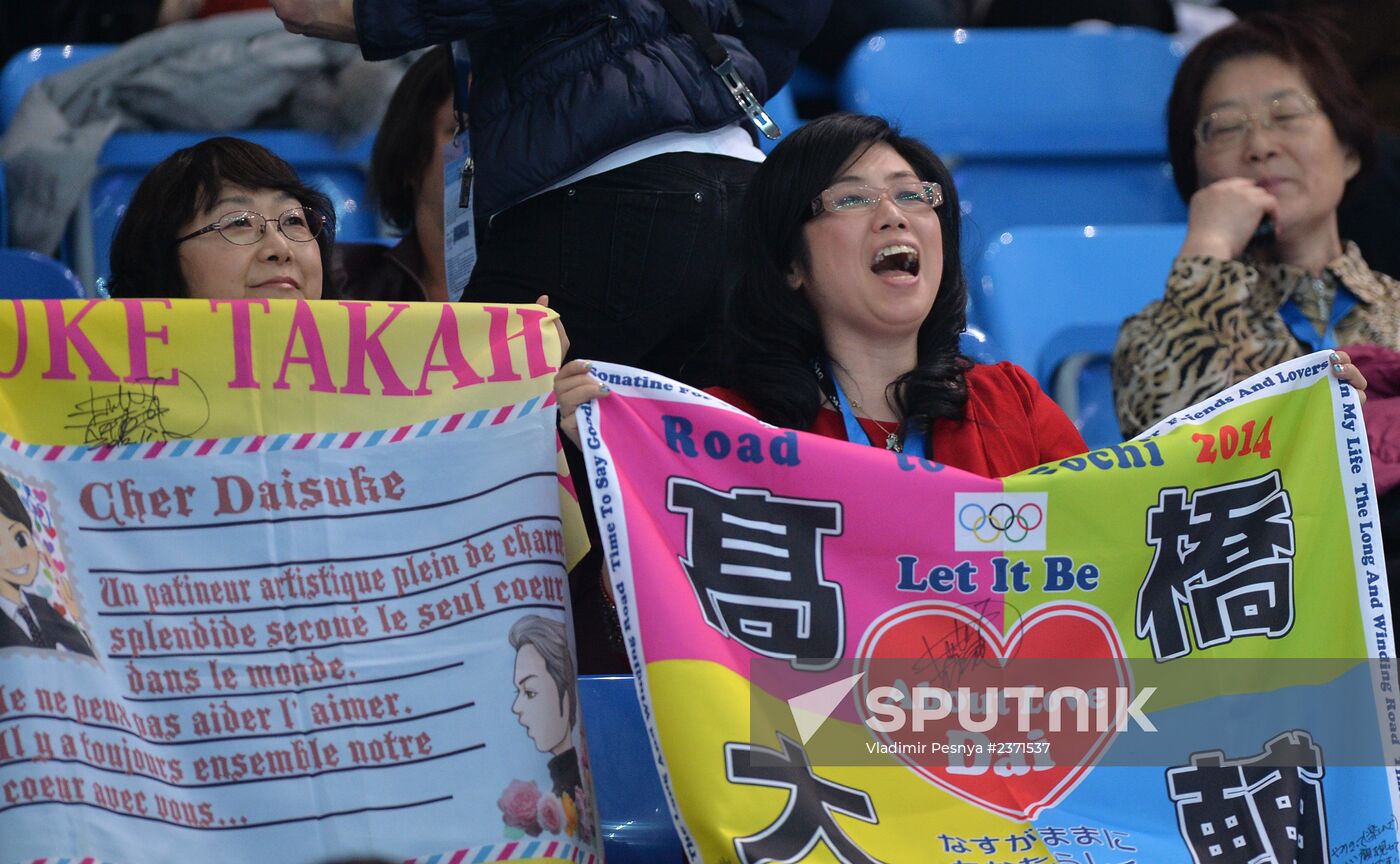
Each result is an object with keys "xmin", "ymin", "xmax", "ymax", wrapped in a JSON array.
[
  {"xmin": 669, "ymin": 480, "xmax": 845, "ymax": 668},
  {"xmin": 1167, "ymin": 730, "xmax": 1327, "ymax": 864},
  {"xmin": 725, "ymin": 732, "xmax": 885, "ymax": 864},
  {"xmin": 1138, "ymin": 471, "xmax": 1295, "ymax": 660}
]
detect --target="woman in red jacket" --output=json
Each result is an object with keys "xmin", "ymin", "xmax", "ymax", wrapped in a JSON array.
[{"xmin": 558, "ymin": 112, "xmax": 1087, "ymax": 477}]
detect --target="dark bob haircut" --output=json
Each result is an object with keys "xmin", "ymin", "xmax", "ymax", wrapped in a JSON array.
[
  {"xmin": 369, "ymin": 45, "xmax": 455, "ymax": 233},
  {"xmin": 108, "ymin": 137, "xmax": 336, "ymax": 299},
  {"xmin": 721, "ymin": 113, "xmax": 970, "ymax": 448},
  {"xmin": 1167, "ymin": 12, "xmax": 1377, "ymax": 203},
  {"xmin": 0, "ymin": 477, "xmax": 31, "ymax": 533}
]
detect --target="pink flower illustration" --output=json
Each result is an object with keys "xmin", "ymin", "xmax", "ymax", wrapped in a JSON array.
[
  {"xmin": 537, "ymin": 792, "xmax": 565, "ymax": 834},
  {"xmin": 574, "ymin": 784, "xmax": 595, "ymax": 845},
  {"xmin": 498, "ymin": 779, "xmax": 543, "ymax": 836}
]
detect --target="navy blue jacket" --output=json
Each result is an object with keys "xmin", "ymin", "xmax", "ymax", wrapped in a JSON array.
[{"xmin": 354, "ymin": 0, "xmax": 830, "ymax": 215}]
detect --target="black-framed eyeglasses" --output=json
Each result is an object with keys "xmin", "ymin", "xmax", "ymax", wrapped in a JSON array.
[
  {"xmin": 1194, "ymin": 90, "xmax": 1321, "ymax": 150},
  {"xmin": 174, "ymin": 207, "xmax": 326, "ymax": 246},
  {"xmin": 810, "ymin": 181, "xmax": 944, "ymax": 216}
]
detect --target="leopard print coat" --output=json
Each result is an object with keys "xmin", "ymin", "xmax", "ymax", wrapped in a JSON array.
[{"xmin": 1113, "ymin": 242, "xmax": 1400, "ymax": 438}]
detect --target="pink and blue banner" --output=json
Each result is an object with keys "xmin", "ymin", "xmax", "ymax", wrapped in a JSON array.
[{"xmin": 580, "ymin": 352, "xmax": 1396, "ymax": 863}]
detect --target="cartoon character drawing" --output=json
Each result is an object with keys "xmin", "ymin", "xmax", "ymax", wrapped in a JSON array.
[
  {"xmin": 0, "ymin": 477, "xmax": 94, "ymax": 657},
  {"xmin": 509, "ymin": 614, "xmax": 580, "ymax": 797}
]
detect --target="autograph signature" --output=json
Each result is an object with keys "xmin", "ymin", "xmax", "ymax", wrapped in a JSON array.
[
  {"xmin": 912, "ymin": 597, "xmax": 1023, "ymax": 688},
  {"xmin": 65, "ymin": 375, "xmax": 210, "ymax": 446}
]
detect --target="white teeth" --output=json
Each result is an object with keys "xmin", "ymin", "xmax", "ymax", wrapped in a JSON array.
[
  {"xmin": 872, "ymin": 244, "xmax": 918, "ymax": 267},
  {"xmin": 7, "ymin": 566, "xmax": 29, "ymax": 577}
]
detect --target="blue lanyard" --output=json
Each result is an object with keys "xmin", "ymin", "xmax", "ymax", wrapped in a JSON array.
[
  {"xmin": 822, "ymin": 360, "xmax": 927, "ymax": 460},
  {"xmin": 1278, "ymin": 281, "xmax": 1358, "ymax": 350}
]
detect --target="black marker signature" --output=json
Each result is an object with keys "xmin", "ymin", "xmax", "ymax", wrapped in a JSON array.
[
  {"xmin": 913, "ymin": 597, "xmax": 1024, "ymax": 689},
  {"xmin": 65, "ymin": 375, "xmax": 210, "ymax": 446}
]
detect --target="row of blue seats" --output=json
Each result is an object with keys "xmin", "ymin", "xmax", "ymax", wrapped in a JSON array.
[{"xmin": 3, "ymin": 28, "xmax": 1185, "ymax": 291}]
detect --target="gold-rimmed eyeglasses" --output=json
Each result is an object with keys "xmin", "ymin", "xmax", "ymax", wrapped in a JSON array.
[
  {"xmin": 175, "ymin": 207, "xmax": 326, "ymax": 246},
  {"xmin": 1194, "ymin": 90, "xmax": 1321, "ymax": 150}
]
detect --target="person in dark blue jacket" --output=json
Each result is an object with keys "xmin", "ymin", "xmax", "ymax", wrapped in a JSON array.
[{"xmin": 270, "ymin": 0, "xmax": 830, "ymax": 383}]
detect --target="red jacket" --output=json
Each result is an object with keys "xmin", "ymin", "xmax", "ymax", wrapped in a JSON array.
[{"xmin": 708, "ymin": 361, "xmax": 1087, "ymax": 479}]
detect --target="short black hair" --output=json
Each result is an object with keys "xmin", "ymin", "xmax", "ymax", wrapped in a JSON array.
[
  {"xmin": 369, "ymin": 46, "xmax": 455, "ymax": 233},
  {"xmin": 721, "ymin": 113, "xmax": 971, "ymax": 445},
  {"xmin": 1167, "ymin": 12, "xmax": 1377, "ymax": 202},
  {"xmin": 108, "ymin": 136, "xmax": 337, "ymax": 299},
  {"xmin": 0, "ymin": 478, "xmax": 31, "ymax": 533}
]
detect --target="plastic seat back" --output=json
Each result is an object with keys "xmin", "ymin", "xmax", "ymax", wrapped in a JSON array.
[
  {"xmin": 1, "ymin": 44, "xmax": 116, "ymax": 132},
  {"xmin": 838, "ymin": 27, "xmax": 1183, "ymax": 159},
  {"xmin": 578, "ymin": 675, "xmax": 684, "ymax": 863},
  {"xmin": 0, "ymin": 249, "xmax": 86, "ymax": 299},
  {"xmin": 957, "ymin": 159, "xmax": 1186, "ymax": 263},
  {"xmin": 975, "ymin": 223, "xmax": 1186, "ymax": 445},
  {"xmin": 0, "ymin": 158, "xmax": 8, "ymax": 245}
]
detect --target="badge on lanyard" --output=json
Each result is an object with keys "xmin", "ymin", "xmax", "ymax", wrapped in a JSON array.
[{"xmin": 442, "ymin": 134, "xmax": 476, "ymax": 302}]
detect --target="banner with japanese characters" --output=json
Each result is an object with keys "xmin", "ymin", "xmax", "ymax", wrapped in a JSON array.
[
  {"xmin": 578, "ymin": 351, "xmax": 1397, "ymax": 864},
  {"xmin": 0, "ymin": 299, "xmax": 599, "ymax": 864}
]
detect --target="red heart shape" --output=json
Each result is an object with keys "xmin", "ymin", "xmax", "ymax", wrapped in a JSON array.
[
  {"xmin": 46, "ymin": 526, "xmax": 56, "ymax": 537},
  {"xmin": 856, "ymin": 601, "xmax": 1130, "ymax": 821}
]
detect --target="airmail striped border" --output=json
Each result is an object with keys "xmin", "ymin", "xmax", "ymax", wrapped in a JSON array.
[
  {"xmin": 406, "ymin": 839, "xmax": 598, "ymax": 864},
  {"xmin": 1, "ymin": 392, "xmax": 555, "ymax": 464}
]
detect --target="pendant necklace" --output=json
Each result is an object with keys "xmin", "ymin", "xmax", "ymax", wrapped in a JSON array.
[{"xmin": 844, "ymin": 394, "xmax": 902, "ymax": 452}]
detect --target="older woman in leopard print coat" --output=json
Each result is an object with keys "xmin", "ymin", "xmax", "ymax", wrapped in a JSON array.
[{"xmin": 1114, "ymin": 14, "xmax": 1392, "ymax": 439}]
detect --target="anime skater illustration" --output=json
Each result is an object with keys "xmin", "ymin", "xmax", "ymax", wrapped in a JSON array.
[
  {"xmin": 509, "ymin": 614, "xmax": 581, "ymax": 797},
  {"xmin": 0, "ymin": 476, "xmax": 94, "ymax": 657}
]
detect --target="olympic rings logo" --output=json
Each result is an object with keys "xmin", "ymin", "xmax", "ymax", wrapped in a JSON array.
[{"xmin": 958, "ymin": 502, "xmax": 1044, "ymax": 543}]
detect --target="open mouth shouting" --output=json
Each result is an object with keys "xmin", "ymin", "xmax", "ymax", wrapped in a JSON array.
[{"xmin": 872, "ymin": 244, "xmax": 920, "ymax": 279}]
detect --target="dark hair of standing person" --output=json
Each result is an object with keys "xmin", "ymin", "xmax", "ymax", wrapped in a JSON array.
[{"xmin": 368, "ymin": 45, "xmax": 456, "ymax": 234}]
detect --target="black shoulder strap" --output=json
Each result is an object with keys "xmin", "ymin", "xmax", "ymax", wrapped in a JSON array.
[{"xmin": 655, "ymin": 0, "xmax": 781, "ymax": 140}]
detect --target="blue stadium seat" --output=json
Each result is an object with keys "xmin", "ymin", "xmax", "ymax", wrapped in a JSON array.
[
  {"xmin": 0, "ymin": 249, "xmax": 86, "ymax": 299},
  {"xmin": 1, "ymin": 44, "xmax": 115, "ymax": 132},
  {"xmin": 3, "ymin": 45, "xmax": 376, "ymax": 288},
  {"xmin": 837, "ymin": 27, "xmax": 1189, "ymax": 277},
  {"xmin": 974, "ymin": 223, "xmax": 1187, "ymax": 448},
  {"xmin": 0, "ymin": 158, "xmax": 8, "ymax": 246},
  {"xmin": 839, "ymin": 27, "xmax": 1183, "ymax": 158},
  {"xmin": 578, "ymin": 675, "xmax": 684, "ymax": 863}
]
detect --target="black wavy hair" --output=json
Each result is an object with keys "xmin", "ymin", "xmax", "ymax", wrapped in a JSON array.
[
  {"xmin": 108, "ymin": 136, "xmax": 336, "ymax": 299},
  {"xmin": 720, "ymin": 113, "xmax": 971, "ymax": 450}
]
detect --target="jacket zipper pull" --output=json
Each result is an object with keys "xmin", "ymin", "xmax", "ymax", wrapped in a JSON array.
[{"xmin": 459, "ymin": 157, "xmax": 474, "ymax": 209}]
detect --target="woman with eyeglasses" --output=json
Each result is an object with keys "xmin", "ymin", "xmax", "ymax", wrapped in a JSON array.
[
  {"xmin": 108, "ymin": 136, "xmax": 335, "ymax": 301},
  {"xmin": 1113, "ymin": 14, "xmax": 1390, "ymax": 439},
  {"xmin": 557, "ymin": 113, "xmax": 1087, "ymax": 476}
]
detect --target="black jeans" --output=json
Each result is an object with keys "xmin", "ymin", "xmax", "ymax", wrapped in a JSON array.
[{"xmin": 464, "ymin": 150, "xmax": 757, "ymax": 385}]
